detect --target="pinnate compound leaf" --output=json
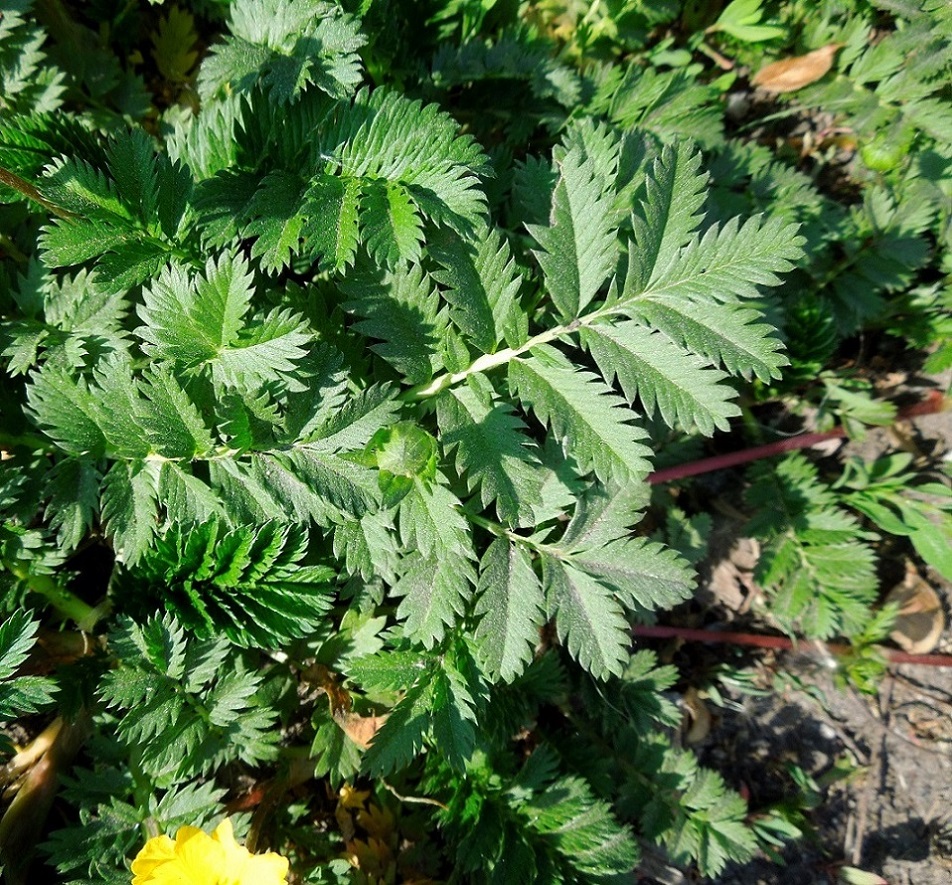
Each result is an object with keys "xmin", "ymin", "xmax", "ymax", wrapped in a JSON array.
[
  {"xmin": 330, "ymin": 87, "xmax": 490, "ymax": 235},
  {"xmin": 199, "ymin": 0, "xmax": 365, "ymax": 104},
  {"xmin": 522, "ymin": 775, "xmax": 640, "ymax": 877},
  {"xmin": 137, "ymin": 253, "xmax": 311, "ymax": 390},
  {"xmin": 132, "ymin": 520, "xmax": 336, "ymax": 648}
]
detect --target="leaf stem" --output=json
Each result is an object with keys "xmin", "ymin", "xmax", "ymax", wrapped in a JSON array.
[
  {"xmin": 0, "ymin": 166, "xmax": 79, "ymax": 221},
  {"xmin": 405, "ymin": 317, "xmax": 590, "ymax": 400},
  {"xmin": 6, "ymin": 562, "xmax": 105, "ymax": 632}
]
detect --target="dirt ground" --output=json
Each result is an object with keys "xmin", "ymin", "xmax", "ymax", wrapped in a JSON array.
[{"xmin": 641, "ymin": 377, "xmax": 952, "ymax": 884}]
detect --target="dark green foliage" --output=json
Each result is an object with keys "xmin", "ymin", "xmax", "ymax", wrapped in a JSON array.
[
  {"xmin": 99, "ymin": 615, "xmax": 280, "ymax": 785},
  {"xmin": 2, "ymin": 0, "xmax": 949, "ymax": 881},
  {"xmin": 0, "ymin": 611, "xmax": 57, "ymax": 738},
  {"xmin": 127, "ymin": 520, "xmax": 337, "ymax": 647}
]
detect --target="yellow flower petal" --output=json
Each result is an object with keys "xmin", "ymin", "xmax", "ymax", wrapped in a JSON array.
[
  {"xmin": 130, "ymin": 816, "xmax": 289, "ymax": 885},
  {"xmin": 130, "ymin": 834, "xmax": 176, "ymax": 884}
]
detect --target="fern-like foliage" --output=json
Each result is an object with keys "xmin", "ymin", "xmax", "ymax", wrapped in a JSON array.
[
  {"xmin": 745, "ymin": 454, "xmax": 879, "ymax": 638},
  {"xmin": 99, "ymin": 614, "xmax": 280, "ymax": 786},
  {"xmin": 622, "ymin": 739, "xmax": 758, "ymax": 877},
  {"xmin": 0, "ymin": 4, "xmax": 821, "ymax": 878},
  {"xmin": 199, "ymin": 0, "xmax": 366, "ymax": 105},
  {"xmin": 0, "ymin": 610, "xmax": 57, "ymax": 748},
  {"xmin": 37, "ymin": 130, "xmax": 194, "ymax": 291},
  {"xmin": 194, "ymin": 86, "xmax": 491, "ymax": 272},
  {"xmin": 433, "ymin": 745, "xmax": 640, "ymax": 882},
  {"xmin": 126, "ymin": 520, "xmax": 336, "ymax": 647},
  {"xmin": 0, "ymin": 0, "xmax": 65, "ymax": 116}
]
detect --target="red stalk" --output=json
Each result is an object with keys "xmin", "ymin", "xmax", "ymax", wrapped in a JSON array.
[
  {"xmin": 633, "ymin": 624, "xmax": 952, "ymax": 668},
  {"xmin": 648, "ymin": 390, "xmax": 947, "ymax": 485}
]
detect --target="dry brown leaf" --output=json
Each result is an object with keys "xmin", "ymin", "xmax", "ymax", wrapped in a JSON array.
[
  {"xmin": 337, "ymin": 711, "xmax": 388, "ymax": 749},
  {"xmin": 885, "ymin": 570, "xmax": 945, "ymax": 655},
  {"xmin": 752, "ymin": 44, "xmax": 842, "ymax": 93},
  {"xmin": 683, "ymin": 687, "xmax": 712, "ymax": 745}
]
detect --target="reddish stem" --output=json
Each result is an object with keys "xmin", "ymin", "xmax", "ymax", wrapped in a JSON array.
[
  {"xmin": 648, "ymin": 390, "xmax": 947, "ymax": 485},
  {"xmin": 633, "ymin": 624, "xmax": 952, "ymax": 668}
]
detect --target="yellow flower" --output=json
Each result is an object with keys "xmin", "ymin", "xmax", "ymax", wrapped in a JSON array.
[{"xmin": 131, "ymin": 817, "xmax": 289, "ymax": 885}]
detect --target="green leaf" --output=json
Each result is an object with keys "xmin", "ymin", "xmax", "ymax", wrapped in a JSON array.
[
  {"xmin": 430, "ymin": 659, "xmax": 478, "ymax": 770},
  {"xmin": 137, "ymin": 253, "xmax": 312, "ymax": 391},
  {"xmin": 626, "ymin": 142, "xmax": 708, "ymax": 295},
  {"xmin": 567, "ymin": 537, "xmax": 695, "ymax": 615},
  {"xmin": 541, "ymin": 553, "xmax": 630, "ymax": 679},
  {"xmin": 508, "ymin": 344, "xmax": 652, "ymax": 486},
  {"xmin": 360, "ymin": 180, "xmax": 424, "ymax": 267},
  {"xmin": 438, "ymin": 375, "xmax": 544, "ymax": 527},
  {"xmin": 134, "ymin": 520, "xmax": 336, "ymax": 648},
  {"xmin": 101, "ymin": 615, "xmax": 279, "ymax": 784},
  {"xmin": 100, "ymin": 460, "xmax": 162, "ymax": 566},
  {"xmin": 137, "ymin": 254, "xmax": 254, "ymax": 364},
  {"xmin": 527, "ymin": 143, "xmax": 617, "ymax": 321},
  {"xmin": 626, "ymin": 297, "xmax": 788, "ymax": 382},
  {"xmin": 393, "ymin": 553, "xmax": 474, "ymax": 648},
  {"xmin": 199, "ymin": 0, "xmax": 366, "ymax": 104},
  {"xmin": 26, "ymin": 366, "xmax": 108, "ymax": 457},
  {"xmin": 242, "ymin": 172, "xmax": 307, "ymax": 273},
  {"xmin": 474, "ymin": 538, "xmax": 545, "ymax": 683},
  {"xmin": 362, "ymin": 679, "xmax": 432, "ymax": 777},
  {"xmin": 581, "ymin": 320, "xmax": 739, "ymax": 435},
  {"xmin": 135, "ymin": 367, "xmax": 217, "ymax": 459},
  {"xmin": 429, "ymin": 227, "xmax": 524, "ymax": 353},
  {"xmin": 520, "ymin": 773, "xmax": 639, "ymax": 877},
  {"xmin": 0, "ymin": 611, "xmax": 57, "ymax": 721},
  {"xmin": 43, "ymin": 459, "xmax": 100, "ymax": 551},
  {"xmin": 344, "ymin": 263, "xmax": 446, "ymax": 384},
  {"xmin": 713, "ymin": 0, "xmax": 785, "ymax": 42},
  {"xmin": 301, "ymin": 175, "xmax": 361, "ymax": 271}
]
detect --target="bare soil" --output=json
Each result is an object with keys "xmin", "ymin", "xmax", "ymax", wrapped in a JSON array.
[{"xmin": 645, "ymin": 373, "xmax": 952, "ymax": 884}]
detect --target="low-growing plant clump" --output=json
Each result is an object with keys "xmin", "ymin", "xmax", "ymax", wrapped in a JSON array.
[{"xmin": 0, "ymin": 0, "xmax": 950, "ymax": 882}]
